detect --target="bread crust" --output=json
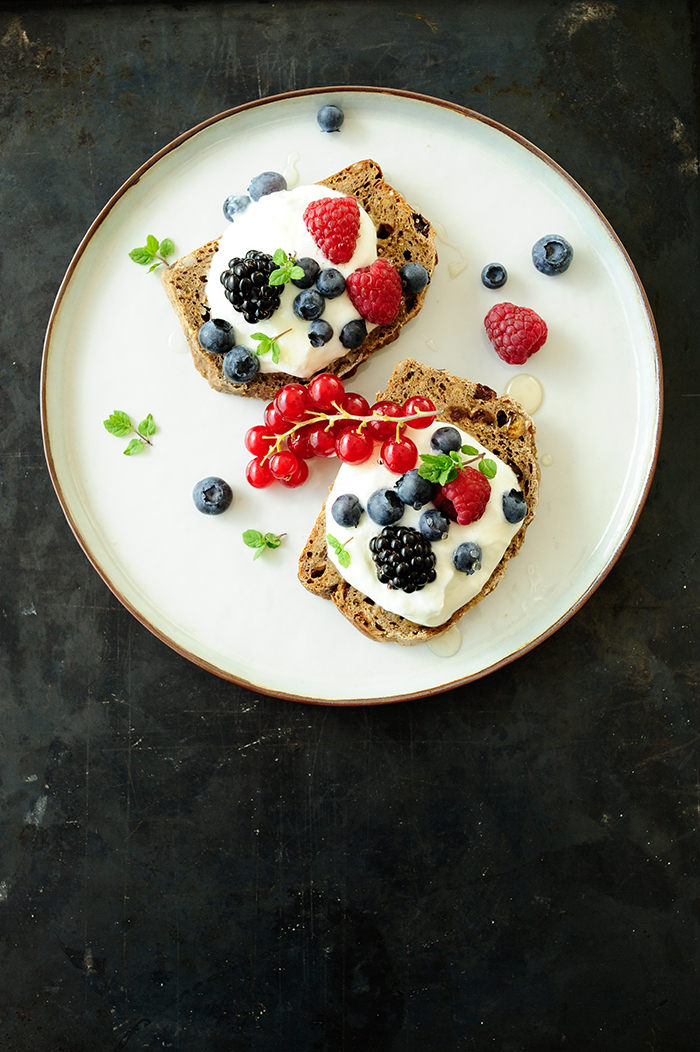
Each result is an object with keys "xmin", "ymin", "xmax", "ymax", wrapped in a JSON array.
[
  {"xmin": 160, "ymin": 160, "xmax": 437, "ymax": 399},
  {"xmin": 297, "ymin": 359, "xmax": 541, "ymax": 645}
]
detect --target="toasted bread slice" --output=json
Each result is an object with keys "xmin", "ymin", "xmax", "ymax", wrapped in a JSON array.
[
  {"xmin": 161, "ymin": 160, "xmax": 437, "ymax": 400},
  {"xmin": 298, "ymin": 359, "xmax": 541, "ymax": 645}
]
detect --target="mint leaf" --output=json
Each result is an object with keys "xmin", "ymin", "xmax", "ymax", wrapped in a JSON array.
[
  {"xmin": 129, "ymin": 246, "xmax": 154, "ymax": 266},
  {"xmin": 251, "ymin": 329, "xmax": 290, "ymax": 364},
  {"xmin": 479, "ymin": 458, "xmax": 497, "ymax": 479},
  {"xmin": 129, "ymin": 235, "xmax": 175, "ymax": 270},
  {"xmin": 138, "ymin": 414, "xmax": 156, "ymax": 438},
  {"xmin": 462, "ymin": 444, "xmax": 478, "ymax": 455},
  {"xmin": 243, "ymin": 529, "xmax": 285, "ymax": 559},
  {"xmin": 104, "ymin": 410, "xmax": 133, "ymax": 438},
  {"xmin": 268, "ymin": 249, "xmax": 304, "ymax": 286},
  {"xmin": 105, "ymin": 410, "xmax": 155, "ymax": 454},
  {"xmin": 242, "ymin": 529, "xmax": 264, "ymax": 548},
  {"xmin": 417, "ymin": 453, "xmax": 460, "ymax": 487},
  {"xmin": 327, "ymin": 533, "xmax": 351, "ymax": 569},
  {"xmin": 123, "ymin": 438, "xmax": 144, "ymax": 456}
]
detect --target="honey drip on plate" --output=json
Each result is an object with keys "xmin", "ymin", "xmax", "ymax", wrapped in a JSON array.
[
  {"xmin": 427, "ymin": 625, "xmax": 463, "ymax": 657},
  {"xmin": 432, "ymin": 221, "xmax": 468, "ymax": 278},
  {"xmin": 283, "ymin": 151, "xmax": 300, "ymax": 189},
  {"xmin": 504, "ymin": 373, "xmax": 543, "ymax": 415}
]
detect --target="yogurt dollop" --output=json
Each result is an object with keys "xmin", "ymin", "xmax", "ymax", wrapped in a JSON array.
[
  {"xmin": 206, "ymin": 185, "xmax": 378, "ymax": 378},
  {"xmin": 325, "ymin": 422, "xmax": 525, "ymax": 628}
]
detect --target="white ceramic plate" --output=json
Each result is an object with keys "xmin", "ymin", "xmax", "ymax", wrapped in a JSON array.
[{"xmin": 41, "ymin": 88, "xmax": 661, "ymax": 705}]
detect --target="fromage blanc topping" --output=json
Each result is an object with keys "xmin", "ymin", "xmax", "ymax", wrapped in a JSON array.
[
  {"xmin": 206, "ymin": 185, "xmax": 378, "ymax": 378},
  {"xmin": 325, "ymin": 422, "xmax": 525, "ymax": 628}
]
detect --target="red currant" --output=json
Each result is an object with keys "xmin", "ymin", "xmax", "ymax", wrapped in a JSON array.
[
  {"xmin": 402, "ymin": 395, "xmax": 436, "ymax": 429},
  {"xmin": 274, "ymin": 383, "xmax": 314, "ymax": 422},
  {"xmin": 245, "ymin": 424, "xmax": 277, "ymax": 457},
  {"xmin": 367, "ymin": 401, "xmax": 405, "ymax": 441},
  {"xmin": 308, "ymin": 372, "xmax": 345, "ymax": 411},
  {"xmin": 381, "ymin": 435, "xmax": 418, "ymax": 474},
  {"xmin": 335, "ymin": 427, "xmax": 375, "ymax": 465},
  {"xmin": 340, "ymin": 391, "xmax": 371, "ymax": 418},
  {"xmin": 264, "ymin": 401, "xmax": 288, "ymax": 435},
  {"xmin": 246, "ymin": 456, "xmax": 275, "ymax": 488},
  {"xmin": 307, "ymin": 422, "xmax": 338, "ymax": 458},
  {"xmin": 269, "ymin": 450, "xmax": 300, "ymax": 480},
  {"xmin": 279, "ymin": 459, "xmax": 309, "ymax": 487},
  {"xmin": 287, "ymin": 425, "xmax": 316, "ymax": 460}
]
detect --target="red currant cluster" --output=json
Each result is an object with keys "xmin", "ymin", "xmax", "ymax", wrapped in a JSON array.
[{"xmin": 244, "ymin": 373, "xmax": 437, "ymax": 488}]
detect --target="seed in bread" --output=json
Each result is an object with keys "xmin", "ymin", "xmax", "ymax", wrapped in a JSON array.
[{"xmin": 161, "ymin": 160, "xmax": 437, "ymax": 400}]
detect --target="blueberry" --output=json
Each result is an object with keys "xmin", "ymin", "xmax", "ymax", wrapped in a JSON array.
[
  {"xmin": 198, "ymin": 318, "xmax": 235, "ymax": 355},
  {"xmin": 316, "ymin": 267, "xmax": 346, "ymax": 298},
  {"xmin": 532, "ymin": 234, "xmax": 573, "ymax": 275},
  {"xmin": 308, "ymin": 319, "xmax": 333, "ymax": 347},
  {"xmin": 502, "ymin": 488, "xmax": 527, "ymax": 524},
  {"xmin": 293, "ymin": 289, "xmax": 325, "ymax": 321},
  {"xmin": 317, "ymin": 104, "xmax": 344, "ymax": 132},
  {"xmin": 398, "ymin": 262, "xmax": 430, "ymax": 295},
  {"xmin": 291, "ymin": 257, "xmax": 320, "ymax": 289},
  {"xmin": 192, "ymin": 476, "xmax": 233, "ymax": 515},
  {"xmin": 247, "ymin": 171, "xmax": 287, "ymax": 202},
  {"xmin": 430, "ymin": 426, "xmax": 462, "ymax": 454},
  {"xmin": 481, "ymin": 262, "xmax": 507, "ymax": 289},
  {"xmin": 453, "ymin": 541, "xmax": 482, "ymax": 575},
  {"xmin": 222, "ymin": 345, "xmax": 260, "ymax": 384},
  {"xmin": 339, "ymin": 318, "xmax": 367, "ymax": 349},
  {"xmin": 419, "ymin": 509, "xmax": 450, "ymax": 542},
  {"xmin": 222, "ymin": 193, "xmax": 250, "ymax": 222},
  {"xmin": 395, "ymin": 469, "xmax": 436, "ymax": 510},
  {"xmin": 367, "ymin": 488, "xmax": 405, "ymax": 526},
  {"xmin": 331, "ymin": 493, "xmax": 363, "ymax": 528}
]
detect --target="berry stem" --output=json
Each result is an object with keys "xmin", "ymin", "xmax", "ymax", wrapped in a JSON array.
[{"xmin": 260, "ymin": 408, "xmax": 437, "ymax": 462}]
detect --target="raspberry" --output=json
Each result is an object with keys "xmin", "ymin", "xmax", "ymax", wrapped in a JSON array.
[
  {"xmin": 303, "ymin": 196, "xmax": 360, "ymax": 264},
  {"xmin": 346, "ymin": 258, "xmax": 402, "ymax": 325},
  {"xmin": 433, "ymin": 466, "xmax": 491, "ymax": 525},
  {"xmin": 484, "ymin": 302, "xmax": 547, "ymax": 365}
]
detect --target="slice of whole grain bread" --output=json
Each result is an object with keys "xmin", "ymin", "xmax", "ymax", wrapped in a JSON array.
[
  {"xmin": 297, "ymin": 359, "xmax": 541, "ymax": 646},
  {"xmin": 161, "ymin": 160, "xmax": 437, "ymax": 400}
]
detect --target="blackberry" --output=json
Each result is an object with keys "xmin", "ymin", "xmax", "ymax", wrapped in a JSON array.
[
  {"xmin": 369, "ymin": 525, "xmax": 437, "ymax": 593},
  {"xmin": 220, "ymin": 250, "xmax": 281, "ymax": 324}
]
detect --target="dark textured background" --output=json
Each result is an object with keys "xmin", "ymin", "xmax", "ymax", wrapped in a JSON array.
[{"xmin": 1, "ymin": 1, "xmax": 699, "ymax": 1049}]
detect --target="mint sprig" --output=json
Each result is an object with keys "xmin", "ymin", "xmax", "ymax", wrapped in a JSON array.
[
  {"xmin": 242, "ymin": 529, "xmax": 285, "ymax": 560},
  {"xmin": 327, "ymin": 533, "xmax": 352, "ymax": 569},
  {"xmin": 103, "ymin": 411, "xmax": 156, "ymax": 455},
  {"xmin": 129, "ymin": 235, "xmax": 175, "ymax": 272},
  {"xmin": 418, "ymin": 444, "xmax": 497, "ymax": 484},
  {"xmin": 268, "ymin": 249, "xmax": 305, "ymax": 286},
  {"xmin": 251, "ymin": 328, "xmax": 292, "ymax": 365}
]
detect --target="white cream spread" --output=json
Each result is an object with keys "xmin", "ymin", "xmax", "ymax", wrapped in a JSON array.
[
  {"xmin": 206, "ymin": 185, "xmax": 378, "ymax": 378},
  {"xmin": 325, "ymin": 422, "xmax": 524, "ymax": 628}
]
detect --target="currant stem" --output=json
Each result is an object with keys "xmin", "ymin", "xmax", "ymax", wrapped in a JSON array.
[{"xmin": 261, "ymin": 407, "xmax": 437, "ymax": 461}]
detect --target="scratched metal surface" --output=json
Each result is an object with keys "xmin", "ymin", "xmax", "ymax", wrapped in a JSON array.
[{"xmin": 1, "ymin": 1, "xmax": 698, "ymax": 1048}]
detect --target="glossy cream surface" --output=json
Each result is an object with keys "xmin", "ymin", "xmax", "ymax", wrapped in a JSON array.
[
  {"xmin": 325, "ymin": 422, "xmax": 524, "ymax": 628},
  {"xmin": 206, "ymin": 184, "xmax": 377, "ymax": 377}
]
